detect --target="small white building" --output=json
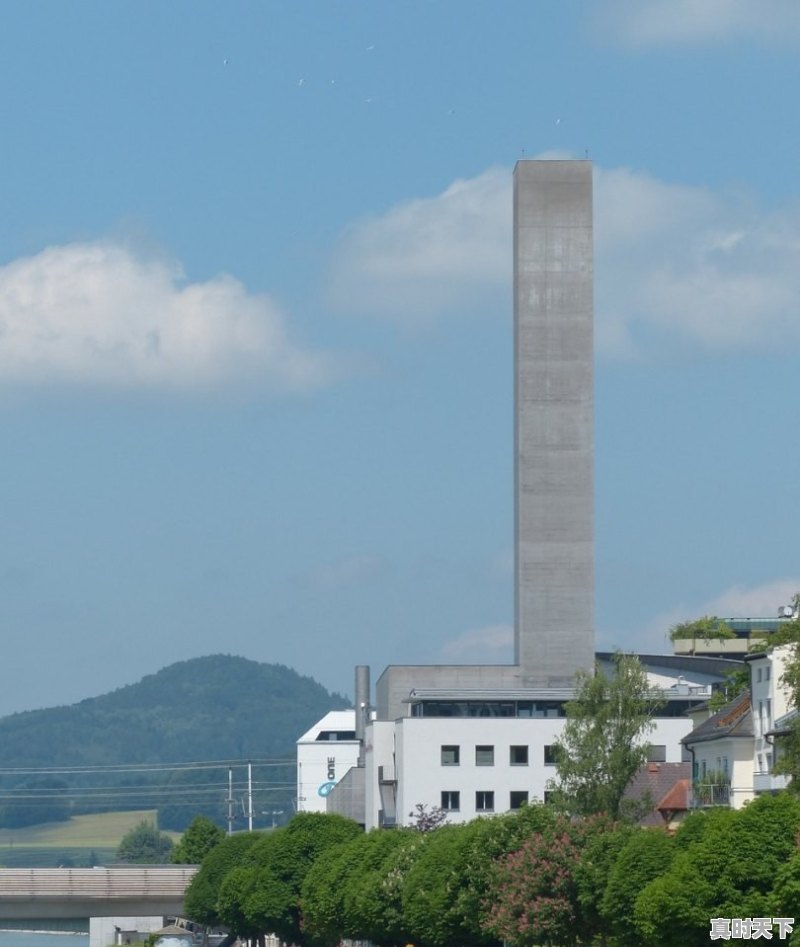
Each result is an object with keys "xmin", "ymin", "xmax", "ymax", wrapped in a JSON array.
[
  {"xmin": 747, "ymin": 644, "xmax": 792, "ymax": 795},
  {"xmin": 296, "ymin": 710, "xmax": 361, "ymax": 814},
  {"xmin": 682, "ymin": 643, "xmax": 795, "ymax": 808}
]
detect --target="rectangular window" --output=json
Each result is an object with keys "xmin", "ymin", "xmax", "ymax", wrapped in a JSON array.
[
  {"xmin": 510, "ymin": 745, "xmax": 529, "ymax": 766},
  {"xmin": 441, "ymin": 791, "xmax": 460, "ymax": 811},
  {"xmin": 544, "ymin": 745, "xmax": 558, "ymax": 766},
  {"xmin": 475, "ymin": 745, "xmax": 494, "ymax": 766},
  {"xmin": 757, "ymin": 667, "xmax": 763, "ymax": 682},
  {"xmin": 543, "ymin": 790, "xmax": 554, "ymax": 805},
  {"xmin": 766, "ymin": 666, "xmax": 771, "ymax": 681},
  {"xmin": 441, "ymin": 745, "xmax": 460, "ymax": 766},
  {"xmin": 509, "ymin": 790, "xmax": 529, "ymax": 810},
  {"xmin": 701, "ymin": 759, "xmax": 707, "ymax": 779},
  {"xmin": 476, "ymin": 791, "xmax": 494, "ymax": 812},
  {"xmin": 722, "ymin": 757, "xmax": 729, "ymax": 775},
  {"xmin": 647, "ymin": 745, "xmax": 667, "ymax": 763}
]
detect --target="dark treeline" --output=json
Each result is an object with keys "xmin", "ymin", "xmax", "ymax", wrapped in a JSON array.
[
  {"xmin": 0, "ymin": 655, "xmax": 347, "ymax": 830},
  {"xmin": 184, "ymin": 798, "xmax": 800, "ymax": 947}
]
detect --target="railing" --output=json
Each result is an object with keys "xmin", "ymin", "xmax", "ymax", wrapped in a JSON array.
[{"xmin": 691, "ymin": 783, "xmax": 731, "ymax": 807}]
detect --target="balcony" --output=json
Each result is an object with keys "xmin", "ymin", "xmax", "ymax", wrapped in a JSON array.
[
  {"xmin": 753, "ymin": 772, "xmax": 790, "ymax": 793},
  {"xmin": 692, "ymin": 783, "xmax": 731, "ymax": 808}
]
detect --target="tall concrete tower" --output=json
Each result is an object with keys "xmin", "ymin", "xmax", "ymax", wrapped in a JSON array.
[{"xmin": 514, "ymin": 160, "xmax": 595, "ymax": 687}]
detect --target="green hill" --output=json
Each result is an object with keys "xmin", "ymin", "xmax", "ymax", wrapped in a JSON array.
[{"xmin": 0, "ymin": 655, "xmax": 348, "ymax": 834}]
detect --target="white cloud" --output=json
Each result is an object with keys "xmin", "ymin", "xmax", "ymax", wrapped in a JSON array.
[
  {"xmin": 0, "ymin": 241, "xmax": 337, "ymax": 391},
  {"xmin": 594, "ymin": 166, "xmax": 800, "ymax": 356},
  {"xmin": 441, "ymin": 623, "xmax": 513, "ymax": 660},
  {"xmin": 594, "ymin": 0, "xmax": 800, "ymax": 47},
  {"xmin": 327, "ymin": 168, "xmax": 511, "ymax": 324},
  {"xmin": 700, "ymin": 578, "xmax": 800, "ymax": 617},
  {"xmin": 329, "ymin": 160, "xmax": 800, "ymax": 358},
  {"xmin": 624, "ymin": 577, "xmax": 800, "ymax": 653}
]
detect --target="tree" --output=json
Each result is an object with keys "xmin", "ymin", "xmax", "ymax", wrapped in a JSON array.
[
  {"xmin": 182, "ymin": 831, "xmax": 263, "ymax": 928},
  {"xmin": 171, "ymin": 815, "xmax": 226, "ymax": 864},
  {"xmin": 216, "ymin": 812, "xmax": 362, "ymax": 945},
  {"xmin": 601, "ymin": 828, "xmax": 675, "ymax": 947},
  {"xmin": 115, "ymin": 819, "xmax": 174, "ymax": 864},
  {"xmin": 669, "ymin": 615, "xmax": 734, "ymax": 647},
  {"xmin": 548, "ymin": 652, "xmax": 661, "ymax": 820},
  {"xmin": 483, "ymin": 814, "xmax": 616, "ymax": 947},
  {"xmin": 301, "ymin": 829, "xmax": 417, "ymax": 947},
  {"xmin": 635, "ymin": 793, "xmax": 800, "ymax": 947},
  {"xmin": 407, "ymin": 802, "xmax": 448, "ymax": 832}
]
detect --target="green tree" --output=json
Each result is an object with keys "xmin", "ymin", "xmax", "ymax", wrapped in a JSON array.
[
  {"xmin": 302, "ymin": 828, "xmax": 418, "ymax": 947},
  {"xmin": 183, "ymin": 831, "xmax": 263, "ymax": 927},
  {"xmin": 171, "ymin": 815, "xmax": 226, "ymax": 864},
  {"xmin": 668, "ymin": 615, "xmax": 734, "ymax": 647},
  {"xmin": 402, "ymin": 824, "xmax": 480, "ymax": 947},
  {"xmin": 217, "ymin": 812, "xmax": 362, "ymax": 945},
  {"xmin": 601, "ymin": 828, "xmax": 675, "ymax": 947},
  {"xmin": 635, "ymin": 793, "xmax": 800, "ymax": 947},
  {"xmin": 115, "ymin": 819, "xmax": 174, "ymax": 864},
  {"xmin": 483, "ymin": 814, "xmax": 616, "ymax": 947},
  {"xmin": 548, "ymin": 652, "xmax": 661, "ymax": 820}
]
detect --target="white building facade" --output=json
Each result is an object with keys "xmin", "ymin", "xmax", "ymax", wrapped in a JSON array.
[
  {"xmin": 360, "ymin": 655, "xmax": 731, "ymax": 830},
  {"xmin": 296, "ymin": 710, "xmax": 360, "ymax": 814}
]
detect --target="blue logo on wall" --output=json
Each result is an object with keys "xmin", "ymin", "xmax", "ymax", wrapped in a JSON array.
[{"xmin": 318, "ymin": 781, "xmax": 336, "ymax": 797}]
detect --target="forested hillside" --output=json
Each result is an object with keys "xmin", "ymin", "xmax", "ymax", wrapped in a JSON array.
[{"xmin": 0, "ymin": 655, "xmax": 348, "ymax": 830}]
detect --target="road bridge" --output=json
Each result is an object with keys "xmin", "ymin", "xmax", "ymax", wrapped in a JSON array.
[{"xmin": 0, "ymin": 866, "xmax": 198, "ymax": 920}]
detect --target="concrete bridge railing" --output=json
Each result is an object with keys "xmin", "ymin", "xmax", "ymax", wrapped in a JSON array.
[{"xmin": 0, "ymin": 866, "xmax": 199, "ymax": 919}]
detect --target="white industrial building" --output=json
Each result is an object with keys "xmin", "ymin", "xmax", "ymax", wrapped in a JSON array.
[
  {"xmin": 359, "ymin": 653, "xmax": 734, "ymax": 828},
  {"xmin": 298, "ymin": 160, "xmax": 760, "ymax": 829},
  {"xmin": 296, "ymin": 710, "xmax": 361, "ymax": 814}
]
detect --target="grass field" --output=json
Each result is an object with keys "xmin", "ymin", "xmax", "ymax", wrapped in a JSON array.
[{"xmin": 0, "ymin": 810, "xmax": 182, "ymax": 867}]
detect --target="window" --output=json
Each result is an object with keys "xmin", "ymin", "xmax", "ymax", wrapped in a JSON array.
[
  {"xmin": 722, "ymin": 756, "xmax": 729, "ymax": 776},
  {"xmin": 544, "ymin": 745, "xmax": 558, "ymax": 765},
  {"xmin": 441, "ymin": 745, "xmax": 460, "ymax": 766},
  {"xmin": 476, "ymin": 791, "xmax": 495, "ymax": 812},
  {"xmin": 543, "ymin": 790, "xmax": 554, "ymax": 805},
  {"xmin": 510, "ymin": 745, "xmax": 529, "ymax": 766},
  {"xmin": 441, "ymin": 790, "xmax": 460, "ymax": 811},
  {"xmin": 509, "ymin": 790, "xmax": 529, "ymax": 810},
  {"xmin": 757, "ymin": 667, "xmax": 763, "ymax": 683},
  {"xmin": 475, "ymin": 745, "xmax": 494, "ymax": 766},
  {"xmin": 766, "ymin": 666, "xmax": 771, "ymax": 681},
  {"xmin": 647, "ymin": 745, "xmax": 667, "ymax": 763}
]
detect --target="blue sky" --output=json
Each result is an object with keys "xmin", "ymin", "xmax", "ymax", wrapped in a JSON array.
[{"xmin": 2, "ymin": 0, "xmax": 800, "ymax": 716}]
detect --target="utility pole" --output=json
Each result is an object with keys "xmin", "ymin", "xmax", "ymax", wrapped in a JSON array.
[
  {"xmin": 227, "ymin": 767, "xmax": 234, "ymax": 836},
  {"xmin": 247, "ymin": 761, "xmax": 253, "ymax": 832}
]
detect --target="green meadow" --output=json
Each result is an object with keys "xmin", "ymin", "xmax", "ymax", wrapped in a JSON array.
[{"xmin": 0, "ymin": 810, "xmax": 182, "ymax": 867}]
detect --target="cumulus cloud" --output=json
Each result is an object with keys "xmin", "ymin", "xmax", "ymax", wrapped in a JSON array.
[
  {"xmin": 0, "ymin": 241, "xmax": 337, "ymax": 391},
  {"xmin": 329, "ymin": 160, "xmax": 800, "ymax": 358},
  {"xmin": 627, "ymin": 577, "xmax": 800, "ymax": 653},
  {"xmin": 593, "ymin": 0, "xmax": 800, "ymax": 47},
  {"xmin": 327, "ymin": 167, "xmax": 511, "ymax": 324},
  {"xmin": 441, "ymin": 623, "xmax": 513, "ymax": 661}
]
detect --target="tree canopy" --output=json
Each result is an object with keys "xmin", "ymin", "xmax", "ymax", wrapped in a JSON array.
[
  {"xmin": 171, "ymin": 815, "xmax": 226, "ymax": 864},
  {"xmin": 115, "ymin": 819, "xmax": 174, "ymax": 864},
  {"xmin": 548, "ymin": 652, "xmax": 661, "ymax": 820}
]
